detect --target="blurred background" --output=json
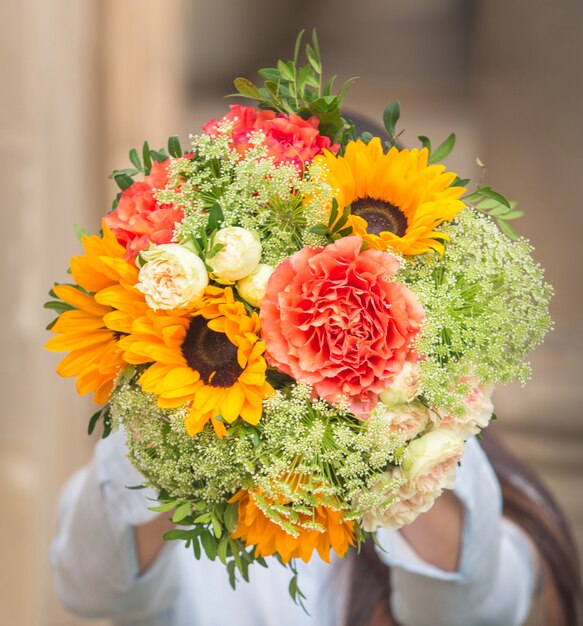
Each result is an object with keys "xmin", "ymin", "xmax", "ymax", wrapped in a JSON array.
[{"xmin": 1, "ymin": 0, "xmax": 582, "ymax": 623}]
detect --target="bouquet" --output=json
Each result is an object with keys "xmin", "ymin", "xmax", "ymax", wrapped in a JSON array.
[{"xmin": 45, "ymin": 31, "xmax": 551, "ymax": 604}]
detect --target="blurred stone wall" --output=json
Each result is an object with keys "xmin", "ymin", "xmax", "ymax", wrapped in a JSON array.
[{"xmin": 1, "ymin": 1, "xmax": 581, "ymax": 624}]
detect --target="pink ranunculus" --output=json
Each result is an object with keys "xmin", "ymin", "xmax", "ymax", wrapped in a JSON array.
[
  {"xmin": 434, "ymin": 377, "xmax": 494, "ymax": 440},
  {"xmin": 104, "ymin": 159, "xmax": 184, "ymax": 260},
  {"xmin": 202, "ymin": 104, "xmax": 339, "ymax": 169},
  {"xmin": 260, "ymin": 237, "xmax": 425, "ymax": 415}
]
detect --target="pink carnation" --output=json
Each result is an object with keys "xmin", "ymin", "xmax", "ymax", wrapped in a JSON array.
[
  {"xmin": 104, "ymin": 159, "xmax": 183, "ymax": 260},
  {"xmin": 260, "ymin": 237, "xmax": 425, "ymax": 415},
  {"xmin": 202, "ymin": 104, "xmax": 339, "ymax": 169}
]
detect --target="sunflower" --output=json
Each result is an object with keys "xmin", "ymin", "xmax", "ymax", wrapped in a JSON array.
[
  {"xmin": 118, "ymin": 286, "xmax": 274, "ymax": 438},
  {"xmin": 45, "ymin": 224, "xmax": 145, "ymax": 403},
  {"xmin": 230, "ymin": 489, "xmax": 355, "ymax": 563},
  {"xmin": 313, "ymin": 137, "xmax": 466, "ymax": 255}
]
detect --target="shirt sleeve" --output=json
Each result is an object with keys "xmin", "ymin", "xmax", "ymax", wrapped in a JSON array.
[
  {"xmin": 375, "ymin": 438, "xmax": 537, "ymax": 626},
  {"xmin": 50, "ymin": 430, "xmax": 182, "ymax": 620}
]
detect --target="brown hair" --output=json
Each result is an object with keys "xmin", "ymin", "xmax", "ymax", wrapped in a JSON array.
[{"xmin": 345, "ymin": 429, "xmax": 582, "ymax": 626}]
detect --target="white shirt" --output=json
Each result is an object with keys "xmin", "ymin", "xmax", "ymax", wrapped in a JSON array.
[{"xmin": 51, "ymin": 433, "xmax": 535, "ymax": 626}]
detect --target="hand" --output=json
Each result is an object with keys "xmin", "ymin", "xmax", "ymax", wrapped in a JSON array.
[{"xmin": 398, "ymin": 489, "xmax": 464, "ymax": 572}]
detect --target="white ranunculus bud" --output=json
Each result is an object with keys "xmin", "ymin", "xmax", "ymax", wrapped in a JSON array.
[
  {"xmin": 206, "ymin": 227, "xmax": 261, "ymax": 284},
  {"xmin": 137, "ymin": 243, "xmax": 208, "ymax": 311},
  {"xmin": 402, "ymin": 429, "xmax": 465, "ymax": 493},
  {"xmin": 236, "ymin": 263, "xmax": 273, "ymax": 307},
  {"xmin": 379, "ymin": 360, "xmax": 422, "ymax": 407}
]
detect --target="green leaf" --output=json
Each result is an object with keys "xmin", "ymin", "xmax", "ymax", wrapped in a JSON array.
[
  {"xmin": 497, "ymin": 219, "xmax": 520, "ymax": 240},
  {"xmin": 293, "ymin": 29, "xmax": 305, "ymax": 67},
  {"xmin": 477, "ymin": 186, "xmax": 511, "ymax": 208},
  {"xmin": 87, "ymin": 408, "xmax": 104, "ymax": 436},
  {"xmin": 224, "ymin": 502, "xmax": 239, "ymax": 534},
  {"xmin": 337, "ymin": 76, "xmax": 358, "ymax": 105},
  {"xmin": 217, "ymin": 536, "xmax": 229, "ymax": 565},
  {"xmin": 337, "ymin": 226, "xmax": 353, "ymax": 238},
  {"xmin": 73, "ymin": 224, "xmax": 89, "ymax": 242},
  {"xmin": 308, "ymin": 224, "xmax": 329, "ymax": 236},
  {"xmin": 191, "ymin": 535, "xmax": 201, "ymax": 559},
  {"xmin": 305, "ymin": 44, "xmax": 321, "ymax": 75},
  {"xmin": 322, "ymin": 75, "xmax": 336, "ymax": 97},
  {"xmin": 168, "ymin": 136, "xmax": 182, "ymax": 158},
  {"xmin": 297, "ymin": 65, "xmax": 313, "ymax": 96},
  {"xmin": 278, "ymin": 59, "xmax": 295, "ymax": 81},
  {"xmin": 258, "ymin": 68, "xmax": 280, "ymax": 82},
  {"xmin": 43, "ymin": 300, "xmax": 75, "ymax": 314},
  {"xmin": 451, "ymin": 176, "xmax": 470, "ymax": 187},
  {"xmin": 311, "ymin": 29, "xmax": 321, "ymax": 63},
  {"xmin": 142, "ymin": 141, "xmax": 152, "ymax": 173},
  {"xmin": 418, "ymin": 135, "xmax": 432, "ymax": 152},
  {"xmin": 207, "ymin": 202, "xmax": 224, "ymax": 231},
  {"xmin": 211, "ymin": 512, "xmax": 222, "ymax": 539},
  {"xmin": 428, "ymin": 133, "xmax": 456, "ymax": 164},
  {"xmin": 150, "ymin": 150, "xmax": 167, "ymax": 163},
  {"xmin": 114, "ymin": 173, "xmax": 134, "ymax": 191},
  {"xmin": 501, "ymin": 209, "xmax": 524, "ymax": 220},
  {"xmin": 122, "ymin": 365, "xmax": 136, "ymax": 380},
  {"xmin": 201, "ymin": 531, "xmax": 218, "ymax": 561},
  {"xmin": 163, "ymin": 529, "xmax": 194, "ymax": 541},
  {"xmin": 172, "ymin": 502, "xmax": 191, "ymax": 523},
  {"xmin": 129, "ymin": 148, "xmax": 142, "ymax": 171},
  {"xmin": 227, "ymin": 561, "xmax": 237, "ymax": 589},
  {"xmin": 149, "ymin": 500, "xmax": 179, "ymax": 513},
  {"xmin": 233, "ymin": 77, "xmax": 261, "ymax": 100},
  {"xmin": 383, "ymin": 101, "xmax": 401, "ymax": 139}
]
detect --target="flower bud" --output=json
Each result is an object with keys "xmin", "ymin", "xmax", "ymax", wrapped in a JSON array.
[
  {"xmin": 207, "ymin": 227, "xmax": 262, "ymax": 284},
  {"xmin": 137, "ymin": 243, "xmax": 208, "ymax": 310},
  {"xmin": 402, "ymin": 429, "xmax": 465, "ymax": 492},
  {"xmin": 379, "ymin": 360, "xmax": 421, "ymax": 407},
  {"xmin": 236, "ymin": 263, "xmax": 273, "ymax": 307}
]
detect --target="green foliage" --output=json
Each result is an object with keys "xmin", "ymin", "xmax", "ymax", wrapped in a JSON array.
[
  {"xmin": 418, "ymin": 133, "xmax": 457, "ymax": 164},
  {"xmin": 107, "ymin": 142, "xmax": 172, "ymax": 205},
  {"xmin": 383, "ymin": 101, "xmax": 402, "ymax": 148},
  {"xmin": 87, "ymin": 403, "xmax": 112, "ymax": 438},
  {"xmin": 308, "ymin": 198, "xmax": 353, "ymax": 242},
  {"xmin": 229, "ymin": 30, "xmax": 357, "ymax": 146},
  {"xmin": 464, "ymin": 186, "xmax": 523, "ymax": 240}
]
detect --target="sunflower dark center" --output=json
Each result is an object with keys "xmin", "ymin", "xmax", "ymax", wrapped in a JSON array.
[
  {"xmin": 182, "ymin": 316, "xmax": 243, "ymax": 387},
  {"xmin": 350, "ymin": 197, "xmax": 408, "ymax": 237}
]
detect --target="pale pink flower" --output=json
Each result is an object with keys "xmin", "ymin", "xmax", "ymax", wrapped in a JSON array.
[
  {"xmin": 435, "ymin": 377, "xmax": 494, "ymax": 440},
  {"xmin": 377, "ymin": 401, "xmax": 431, "ymax": 441},
  {"xmin": 361, "ymin": 468, "xmax": 441, "ymax": 531},
  {"xmin": 402, "ymin": 430, "xmax": 465, "ymax": 493}
]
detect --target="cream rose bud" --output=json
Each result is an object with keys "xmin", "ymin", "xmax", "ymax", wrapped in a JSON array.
[
  {"xmin": 402, "ymin": 429, "xmax": 465, "ymax": 493},
  {"xmin": 378, "ymin": 400, "xmax": 431, "ymax": 441},
  {"xmin": 206, "ymin": 227, "xmax": 262, "ymax": 284},
  {"xmin": 137, "ymin": 244, "xmax": 208, "ymax": 310},
  {"xmin": 236, "ymin": 263, "xmax": 273, "ymax": 307},
  {"xmin": 379, "ymin": 360, "xmax": 421, "ymax": 407}
]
